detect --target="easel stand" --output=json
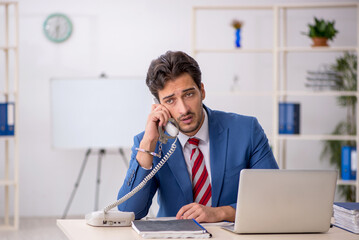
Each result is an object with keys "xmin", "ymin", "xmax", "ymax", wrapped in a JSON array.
[{"xmin": 62, "ymin": 148, "xmax": 128, "ymax": 219}]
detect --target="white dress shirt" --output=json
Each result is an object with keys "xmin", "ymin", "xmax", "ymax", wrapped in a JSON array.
[{"xmin": 178, "ymin": 109, "xmax": 211, "ymax": 184}]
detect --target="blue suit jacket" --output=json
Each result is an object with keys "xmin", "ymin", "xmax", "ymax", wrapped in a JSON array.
[{"xmin": 118, "ymin": 106, "xmax": 278, "ymax": 219}]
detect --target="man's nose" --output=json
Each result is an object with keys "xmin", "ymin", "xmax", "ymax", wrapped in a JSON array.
[{"xmin": 177, "ymin": 99, "xmax": 189, "ymax": 115}]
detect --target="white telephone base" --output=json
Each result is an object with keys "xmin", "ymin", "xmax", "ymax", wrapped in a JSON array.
[{"xmin": 85, "ymin": 210, "xmax": 135, "ymax": 227}]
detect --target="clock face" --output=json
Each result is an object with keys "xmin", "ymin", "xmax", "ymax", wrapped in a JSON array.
[{"xmin": 43, "ymin": 13, "xmax": 73, "ymax": 43}]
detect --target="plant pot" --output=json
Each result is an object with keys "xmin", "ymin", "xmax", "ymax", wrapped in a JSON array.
[{"xmin": 311, "ymin": 37, "xmax": 328, "ymax": 47}]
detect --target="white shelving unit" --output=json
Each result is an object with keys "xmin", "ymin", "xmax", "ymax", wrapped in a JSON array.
[
  {"xmin": 0, "ymin": 1, "xmax": 19, "ymax": 230},
  {"xmin": 192, "ymin": 2, "xmax": 359, "ymax": 201}
]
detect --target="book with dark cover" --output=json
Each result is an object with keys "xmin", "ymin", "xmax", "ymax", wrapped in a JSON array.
[
  {"xmin": 131, "ymin": 219, "xmax": 211, "ymax": 238},
  {"xmin": 279, "ymin": 103, "xmax": 300, "ymax": 134},
  {"xmin": 333, "ymin": 202, "xmax": 359, "ymax": 234},
  {"xmin": 341, "ymin": 146, "xmax": 357, "ymax": 180},
  {"xmin": 0, "ymin": 103, "xmax": 15, "ymax": 136}
]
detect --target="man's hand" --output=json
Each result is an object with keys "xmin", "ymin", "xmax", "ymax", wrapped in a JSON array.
[
  {"xmin": 176, "ymin": 203, "xmax": 235, "ymax": 223},
  {"xmin": 144, "ymin": 104, "xmax": 171, "ymax": 142},
  {"xmin": 136, "ymin": 103, "xmax": 171, "ymax": 169}
]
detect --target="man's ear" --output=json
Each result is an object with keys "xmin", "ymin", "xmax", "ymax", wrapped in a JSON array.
[{"xmin": 200, "ymin": 83, "xmax": 205, "ymax": 100}]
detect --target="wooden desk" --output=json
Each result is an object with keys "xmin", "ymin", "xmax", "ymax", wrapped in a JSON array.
[{"xmin": 57, "ymin": 219, "xmax": 357, "ymax": 240}]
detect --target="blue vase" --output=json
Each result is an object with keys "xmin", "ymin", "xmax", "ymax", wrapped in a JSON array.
[{"xmin": 235, "ymin": 28, "xmax": 241, "ymax": 48}]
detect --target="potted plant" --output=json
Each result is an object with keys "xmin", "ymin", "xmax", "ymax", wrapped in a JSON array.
[
  {"xmin": 303, "ymin": 17, "xmax": 338, "ymax": 47},
  {"xmin": 231, "ymin": 19, "xmax": 243, "ymax": 48}
]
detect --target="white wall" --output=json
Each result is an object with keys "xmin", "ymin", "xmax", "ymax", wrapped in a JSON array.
[{"xmin": 0, "ymin": 0, "xmax": 356, "ymax": 217}]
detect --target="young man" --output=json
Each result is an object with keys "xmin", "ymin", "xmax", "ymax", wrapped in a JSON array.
[{"xmin": 117, "ymin": 51, "xmax": 278, "ymax": 223}]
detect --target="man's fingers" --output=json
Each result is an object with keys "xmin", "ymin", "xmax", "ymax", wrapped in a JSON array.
[
  {"xmin": 157, "ymin": 114, "xmax": 166, "ymax": 127},
  {"xmin": 161, "ymin": 107, "xmax": 171, "ymax": 118},
  {"xmin": 176, "ymin": 203, "xmax": 205, "ymax": 220},
  {"xmin": 176, "ymin": 204, "xmax": 190, "ymax": 219},
  {"xmin": 152, "ymin": 104, "xmax": 171, "ymax": 126},
  {"xmin": 151, "ymin": 104, "xmax": 158, "ymax": 111},
  {"xmin": 183, "ymin": 208, "xmax": 201, "ymax": 220},
  {"xmin": 176, "ymin": 203, "xmax": 196, "ymax": 219},
  {"xmin": 177, "ymin": 203, "xmax": 214, "ymax": 223}
]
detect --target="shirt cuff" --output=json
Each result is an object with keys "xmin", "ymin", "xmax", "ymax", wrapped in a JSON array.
[{"xmin": 136, "ymin": 159, "xmax": 153, "ymax": 170}]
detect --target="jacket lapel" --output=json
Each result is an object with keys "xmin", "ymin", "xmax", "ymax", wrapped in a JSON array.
[
  {"xmin": 165, "ymin": 138, "xmax": 193, "ymax": 204},
  {"xmin": 206, "ymin": 106, "xmax": 228, "ymax": 207}
]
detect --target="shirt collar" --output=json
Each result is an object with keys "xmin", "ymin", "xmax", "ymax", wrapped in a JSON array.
[{"xmin": 178, "ymin": 108, "xmax": 209, "ymax": 147}]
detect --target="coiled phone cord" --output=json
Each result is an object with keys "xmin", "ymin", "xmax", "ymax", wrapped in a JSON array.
[{"xmin": 103, "ymin": 137, "xmax": 178, "ymax": 214}]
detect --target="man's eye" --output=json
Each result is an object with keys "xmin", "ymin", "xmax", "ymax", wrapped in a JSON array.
[
  {"xmin": 186, "ymin": 92, "xmax": 194, "ymax": 97},
  {"xmin": 166, "ymin": 99, "xmax": 174, "ymax": 104}
]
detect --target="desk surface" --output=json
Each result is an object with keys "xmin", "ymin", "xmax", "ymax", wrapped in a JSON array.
[{"xmin": 57, "ymin": 219, "xmax": 358, "ymax": 240}]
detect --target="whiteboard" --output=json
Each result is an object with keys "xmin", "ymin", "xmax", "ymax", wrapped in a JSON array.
[{"xmin": 50, "ymin": 78, "xmax": 152, "ymax": 149}]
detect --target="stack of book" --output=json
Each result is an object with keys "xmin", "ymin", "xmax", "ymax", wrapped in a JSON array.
[
  {"xmin": 333, "ymin": 202, "xmax": 359, "ymax": 234},
  {"xmin": 131, "ymin": 219, "xmax": 211, "ymax": 238},
  {"xmin": 305, "ymin": 69, "xmax": 340, "ymax": 91}
]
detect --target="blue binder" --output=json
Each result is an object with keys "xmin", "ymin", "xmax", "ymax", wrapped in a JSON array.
[
  {"xmin": 341, "ymin": 146, "xmax": 357, "ymax": 180},
  {"xmin": 0, "ymin": 102, "xmax": 15, "ymax": 136},
  {"xmin": 279, "ymin": 103, "xmax": 300, "ymax": 134},
  {"xmin": 0, "ymin": 103, "xmax": 6, "ymax": 135}
]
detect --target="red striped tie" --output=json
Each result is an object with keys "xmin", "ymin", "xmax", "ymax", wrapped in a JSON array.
[{"xmin": 188, "ymin": 138, "xmax": 212, "ymax": 206}]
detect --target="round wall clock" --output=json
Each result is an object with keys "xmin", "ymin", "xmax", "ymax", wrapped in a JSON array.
[{"xmin": 43, "ymin": 13, "xmax": 73, "ymax": 43}]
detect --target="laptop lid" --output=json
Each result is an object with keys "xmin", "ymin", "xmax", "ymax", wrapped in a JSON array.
[{"xmin": 233, "ymin": 169, "xmax": 337, "ymax": 233}]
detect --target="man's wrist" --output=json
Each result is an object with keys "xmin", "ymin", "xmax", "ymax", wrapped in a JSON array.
[
  {"xmin": 216, "ymin": 206, "xmax": 235, "ymax": 222},
  {"xmin": 140, "ymin": 136, "xmax": 158, "ymax": 152},
  {"xmin": 135, "ymin": 147, "xmax": 161, "ymax": 158},
  {"xmin": 137, "ymin": 159, "xmax": 153, "ymax": 170},
  {"xmin": 136, "ymin": 137, "xmax": 158, "ymax": 169}
]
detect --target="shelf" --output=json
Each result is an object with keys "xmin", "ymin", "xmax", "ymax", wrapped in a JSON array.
[
  {"xmin": 193, "ymin": 1, "xmax": 359, "ymax": 203},
  {"xmin": 0, "ymin": 46, "xmax": 17, "ymax": 51},
  {"xmin": 278, "ymin": 91, "xmax": 358, "ymax": 97},
  {"xmin": 194, "ymin": 46, "xmax": 357, "ymax": 54},
  {"xmin": 278, "ymin": 2, "xmax": 358, "ymax": 9},
  {"xmin": 194, "ymin": 48, "xmax": 273, "ymax": 54},
  {"xmin": 277, "ymin": 134, "xmax": 357, "ymax": 141},
  {"xmin": 0, "ymin": 180, "xmax": 16, "ymax": 186},
  {"xmin": 279, "ymin": 46, "xmax": 358, "ymax": 53},
  {"xmin": 207, "ymin": 91, "xmax": 273, "ymax": 97},
  {"xmin": 0, "ymin": 225, "xmax": 16, "ymax": 231},
  {"xmin": 337, "ymin": 179, "xmax": 357, "ymax": 186},
  {"xmin": 0, "ymin": 2, "xmax": 19, "ymax": 230},
  {"xmin": 193, "ymin": 3, "xmax": 358, "ymax": 11},
  {"xmin": 208, "ymin": 91, "xmax": 358, "ymax": 97},
  {"xmin": 0, "ymin": 136, "xmax": 15, "ymax": 140},
  {"xmin": 0, "ymin": 91, "xmax": 18, "ymax": 96},
  {"xmin": 193, "ymin": 5, "xmax": 273, "ymax": 10},
  {"xmin": 0, "ymin": 2, "xmax": 18, "ymax": 6}
]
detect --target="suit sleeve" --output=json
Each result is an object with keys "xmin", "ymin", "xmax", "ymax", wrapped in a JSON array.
[
  {"xmin": 228, "ymin": 117, "xmax": 278, "ymax": 210},
  {"xmin": 117, "ymin": 134, "xmax": 159, "ymax": 219},
  {"xmin": 249, "ymin": 118, "xmax": 279, "ymax": 169}
]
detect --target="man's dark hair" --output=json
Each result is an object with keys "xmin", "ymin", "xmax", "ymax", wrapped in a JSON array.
[{"xmin": 146, "ymin": 51, "xmax": 202, "ymax": 101}]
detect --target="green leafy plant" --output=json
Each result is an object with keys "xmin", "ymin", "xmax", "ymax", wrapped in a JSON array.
[
  {"xmin": 321, "ymin": 52, "xmax": 357, "ymax": 202},
  {"xmin": 303, "ymin": 17, "xmax": 338, "ymax": 41}
]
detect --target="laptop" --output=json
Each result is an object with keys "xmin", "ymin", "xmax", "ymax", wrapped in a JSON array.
[{"xmin": 222, "ymin": 169, "xmax": 337, "ymax": 234}]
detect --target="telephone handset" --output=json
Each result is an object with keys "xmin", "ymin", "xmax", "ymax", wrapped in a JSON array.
[
  {"xmin": 159, "ymin": 118, "xmax": 179, "ymax": 144},
  {"xmin": 86, "ymin": 104, "xmax": 179, "ymax": 227},
  {"xmin": 154, "ymin": 97, "xmax": 179, "ymax": 144}
]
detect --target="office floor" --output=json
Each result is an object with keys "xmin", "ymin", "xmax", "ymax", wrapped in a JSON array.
[{"xmin": 1, "ymin": 217, "xmax": 68, "ymax": 240}]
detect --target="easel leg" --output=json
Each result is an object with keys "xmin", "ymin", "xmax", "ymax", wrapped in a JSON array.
[
  {"xmin": 94, "ymin": 149, "xmax": 105, "ymax": 211},
  {"xmin": 62, "ymin": 149, "xmax": 91, "ymax": 219},
  {"xmin": 119, "ymin": 148, "xmax": 128, "ymax": 168}
]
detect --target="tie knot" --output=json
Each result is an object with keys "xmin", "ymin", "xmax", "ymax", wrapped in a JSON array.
[{"xmin": 188, "ymin": 138, "xmax": 200, "ymax": 147}]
